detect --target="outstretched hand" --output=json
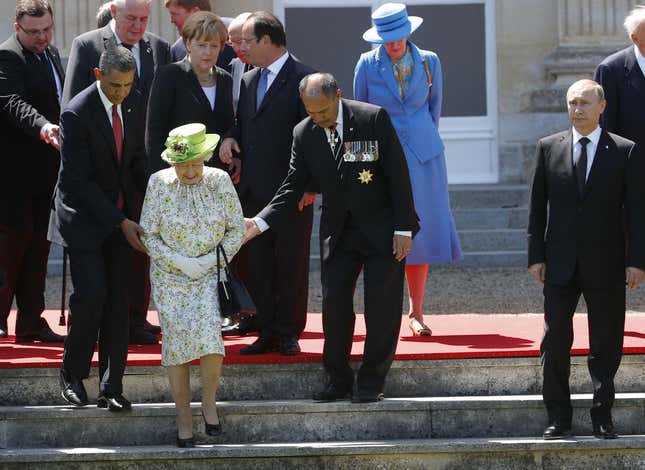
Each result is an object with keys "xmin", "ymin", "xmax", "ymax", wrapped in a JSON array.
[{"xmin": 120, "ymin": 219, "xmax": 147, "ymax": 253}]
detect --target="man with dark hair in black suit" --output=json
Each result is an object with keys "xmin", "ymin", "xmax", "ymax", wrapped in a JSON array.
[
  {"xmin": 0, "ymin": 0, "xmax": 65, "ymax": 342},
  {"xmin": 164, "ymin": 0, "xmax": 236, "ymax": 70},
  {"xmin": 219, "ymin": 11, "xmax": 316, "ymax": 356},
  {"xmin": 244, "ymin": 73, "xmax": 418, "ymax": 402},
  {"xmin": 49, "ymin": 46, "xmax": 148, "ymax": 411},
  {"xmin": 594, "ymin": 6, "xmax": 645, "ymax": 146},
  {"xmin": 528, "ymin": 79, "xmax": 645, "ymax": 440},
  {"xmin": 62, "ymin": 0, "xmax": 171, "ymax": 344}
]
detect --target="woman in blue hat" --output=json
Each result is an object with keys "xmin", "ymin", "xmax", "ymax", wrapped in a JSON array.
[{"xmin": 354, "ymin": 2, "xmax": 462, "ymax": 337}]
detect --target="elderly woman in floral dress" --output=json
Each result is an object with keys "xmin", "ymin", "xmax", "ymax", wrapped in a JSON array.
[{"xmin": 139, "ymin": 123, "xmax": 244, "ymax": 447}]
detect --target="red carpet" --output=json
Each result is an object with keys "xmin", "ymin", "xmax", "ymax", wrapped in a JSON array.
[{"xmin": 1, "ymin": 310, "xmax": 645, "ymax": 368}]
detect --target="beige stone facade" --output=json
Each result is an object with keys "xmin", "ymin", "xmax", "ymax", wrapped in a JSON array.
[{"xmin": 1, "ymin": 0, "xmax": 636, "ymax": 183}]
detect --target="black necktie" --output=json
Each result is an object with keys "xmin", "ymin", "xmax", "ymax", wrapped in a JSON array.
[
  {"xmin": 576, "ymin": 136, "xmax": 590, "ymax": 196},
  {"xmin": 37, "ymin": 52, "xmax": 56, "ymax": 90}
]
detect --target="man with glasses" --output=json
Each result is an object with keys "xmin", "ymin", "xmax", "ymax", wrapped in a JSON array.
[
  {"xmin": 0, "ymin": 0, "xmax": 65, "ymax": 342},
  {"xmin": 227, "ymin": 12, "xmax": 252, "ymax": 113},
  {"xmin": 61, "ymin": 0, "xmax": 170, "ymax": 345}
]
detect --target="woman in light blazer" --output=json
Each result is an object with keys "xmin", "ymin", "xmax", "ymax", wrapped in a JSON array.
[{"xmin": 354, "ymin": 3, "xmax": 462, "ymax": 336}]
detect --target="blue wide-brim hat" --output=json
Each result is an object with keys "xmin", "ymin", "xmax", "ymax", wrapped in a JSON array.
[{"xmin": 362, "ymin": 3, "xmax": 423, "ymax": 44}]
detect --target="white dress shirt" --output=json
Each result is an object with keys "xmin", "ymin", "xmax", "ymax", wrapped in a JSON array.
[
  {"xmin": 201, "ymin": 85, "xmax": 216, "ymax": 110},
  {"xmin": 110, "ymin": 19, "xmax": 141, "ymax": 76},
  {"xmin": 229, "ymin": 57, "xmax": 245, "ymax": 113},
  {"xmin": 635, "ymin": 45, "xmax": 645, "ymax": 78},
  {"xmin": 572, "ymin": 126, "xmax": 601, "ymax": 182},
  {"xmin": 96, "ymin": 81, "xmax": 124, "ymax": 130},
  {"xmin": 263, "ymin": 51, "xmax": 289, "ymax": 91}
]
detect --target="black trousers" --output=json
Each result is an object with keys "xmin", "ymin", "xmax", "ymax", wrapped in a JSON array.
[
  {"xmin": 63, "ymin": 230, "xmax": 130, "ymax": 395},
  {"xmin": 321, "ymin": 225, "xmax": 404, "ymax": 394},
  {"xmin": 239, "ymin": 194, "xmax": 312, "ymax": 338},
  {"xmin": 541, "ymin": 274, "xmax": 625, "ymax": 427},
  {"xmin": 0, "ymin": 194, "xmax": 51, "ymax": 335}
]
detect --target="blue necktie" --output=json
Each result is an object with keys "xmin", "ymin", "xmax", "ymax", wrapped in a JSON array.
[{"xmin": 256, "ymin": 68, "xmax": 270, "ymax": 110}]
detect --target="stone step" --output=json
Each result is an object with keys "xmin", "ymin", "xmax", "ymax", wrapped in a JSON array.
[
  {"xmin": 2, "ymin": 393, "xmax": 644, "ymax": 448},
  {"xmin": 448, "ymin": 184, "xmax": 528, "ymax": 210},
  {"xmin": 461, "ymin": 250, "xmax": 526, "ymax": 267},
  {"xmin": 453, "ymin": 207, "xmax": 527, "ymax": 230},
  {"xmin": 2, "ymin": 436, "xmax": 645, "ymax": 469},
  {"xmin": 458, "ymin": 229, "xmax": 525, "ymax": 252},
  {"xmin": 3, "ymin": 355, "xmax": 644, "ymax": 406}
]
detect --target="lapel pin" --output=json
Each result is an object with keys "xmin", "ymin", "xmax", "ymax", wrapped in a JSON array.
[{"xmin": 605, "ymin": 145, "xmax": 609, "ymax": 149}]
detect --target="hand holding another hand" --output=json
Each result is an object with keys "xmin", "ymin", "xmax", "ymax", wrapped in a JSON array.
[{"xmin": 243, "ymin": 218, "xmax": 261, "ymax": 244}]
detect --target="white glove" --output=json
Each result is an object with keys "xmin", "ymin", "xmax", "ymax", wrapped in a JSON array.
[
  {"xmin": 170, "ymin": 253, "xmax": 208, "ymax": 280},
  {"xmin": 196, "ymin": 252, "xmax": 218, "ymax": 272}
]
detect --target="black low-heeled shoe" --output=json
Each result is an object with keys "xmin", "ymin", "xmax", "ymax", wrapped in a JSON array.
[
  {"xmin": 202, "ymin": 411, "xmax": 222, "ymax": 436},
  {"xmin": 176, "ymin": 434, "xmax": 195, "ymax": 448}
]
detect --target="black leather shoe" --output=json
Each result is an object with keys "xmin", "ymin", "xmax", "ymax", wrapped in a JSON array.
[
  {"xmin": 176, "ymin": 434, "xmax": 195, "ymax": 448},
  {"xmin": 202, "ymin": 411, "xmax": 222, "ymax": 436},
  {"xmin": 16, "ymin": 318, "xmax": 65, "ymax": 343},
  {"xmin": 142, "ymin": 321, "xmax": 161, "ymax": 335},
  {"xmin": 240, "ymin": 335, "xmax": 279, "ymax": 355},
  {"xmin": 280, "ymin": 335, "xmax": 301, "ymax": 356},
  {"xmin": 593, "ymin": 423, "xmax": 618, "ymax": 439},
  {"xmin": 129, "ymin": 327, "xmax": 159, "ymax": 345},
  {"xmin": 351, "ymin": 392, "xmax": 384, "ymax": 403},
  {"xmin": 97, "ymin": 394, "xmax": 132, "ymax": 412},
  {"xmin": 313, "ymin": 383, "xmax": 352, "ymax": 402},
  {"xmin": 60, "ymin": 369, "xmax": 88, "ymax": 407},
  {"xmin": 543, "ymin": 424, "xmax": 572, "ymax": 440}
]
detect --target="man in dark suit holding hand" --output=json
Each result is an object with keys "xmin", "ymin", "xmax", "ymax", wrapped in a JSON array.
[
  {"xmin": 48, "ymin": 46, "xmax": 147, "ymax": 411},
  {"xmin": 244, "ymin": 73, "xmax": 418, "ymax": 403},
  {"xmin": 62, "ymin": 0, "xmax": 170, "ymax": 344},
  {"xmin": 528, "ymin": 79, "xmax": 645, "ymax": 440},
  {"xmin": 219, "ymin": 11, "xmax": 315, "ymax": 356},
  {"xmin": 0, "ymin": 0, "xmax": 65, "ymax": 342}
]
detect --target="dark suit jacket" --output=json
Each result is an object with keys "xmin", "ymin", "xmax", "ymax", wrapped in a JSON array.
[
  {"xmin": 527, "ymin": 129, "xmax": 645, "ymax": 288},
  {"xmin": 48, "ymin": 84, "xmax": 147, "ymax": 250},
  {"xmin": 0, "ymin": 35, "xmax": 64, "ymax": 227},
  {"xmin": 259, "ymin": 98, "xmax": 419, "ymax": 260},
  {"xmin": 229, "ymin": 54, "xmax": 315, "ymax": 203},
  {"xmin": 170, "ymin": 37, "xmax": 235, "ymax": 73},
  {"xmin": 594, "ymin": 46, "xmax": 645, "ymax": 144},
  {"xmin": 62, "ymin": 25, "xmax": 171, "ymax": 107},
  {"xmin": 146, "ymin": 59, "xmax": 234, "ymax": 174}
]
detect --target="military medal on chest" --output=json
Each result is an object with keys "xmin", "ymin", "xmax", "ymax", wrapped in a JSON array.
[{"xmin": 358, "ymin": 169, "xmax": 373, "ymax": 184}]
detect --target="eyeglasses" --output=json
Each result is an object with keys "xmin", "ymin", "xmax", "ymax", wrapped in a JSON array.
[
  {"xmin": 241, "ymin": 36, "xmax": 258, "ymax": 46},
  {"xmin": 17, "ymin": 22, "xmax": 54, "ymax": 38}
]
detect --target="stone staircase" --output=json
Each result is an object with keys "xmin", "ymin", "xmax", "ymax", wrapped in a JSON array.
[
  {"xmin": 1, "ymin": 355, "xmax": 645, "ymax": 468},
  {"xmin": 46, "ymin": 184, "xmax": 528, "ymax": 275}
]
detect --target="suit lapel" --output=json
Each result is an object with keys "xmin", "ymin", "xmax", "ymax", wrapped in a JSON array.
[
  {"xmin": 47, "ymin": 46, "xmax": 65, "ymax": 84},
  {"xmin": 138, "ymin": 35, "xmax": 154, "ymax": 91},
  {"xmin": 555, "ymin": 131, "xmax": 577, "ymax": 194},
  {"xmin": 255, "ymin": 56, "xmax": 293, "ymax": 116},
  {"xmin": 624, "ymin": 48, "xmax": 645, "ymax": 100},
  {"xmin": 92, "ymin": 89, "xmax": 119, "ymax": 170},
  {"xmin": 406, "ymin": 44, "xmax": 426, "ymax": 101},
  {"xmin": 180, "ymin": 59, "xmax": 213, "ymax": 111},
  {"xmin": 246, "ymin": 68, "xmax": 261, "ymax": 114},
  {"xmin": 376, "ymin": 46, "xmax": 403, "ymax": 103}
]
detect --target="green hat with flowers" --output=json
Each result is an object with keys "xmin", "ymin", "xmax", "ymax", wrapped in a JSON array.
[{"xmin": 161, "ymin": 123, "xmax": 220, "ymax": 164}]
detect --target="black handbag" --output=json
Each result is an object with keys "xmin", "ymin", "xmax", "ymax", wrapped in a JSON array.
[{"xmin": 216, "ymin": 245, "xmax": 256, "ymax": 334}]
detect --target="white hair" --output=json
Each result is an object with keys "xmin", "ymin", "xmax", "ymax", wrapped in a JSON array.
[
  {"xmin": 228, "ymin": 12, "xmax": 252, "ymax": 33},
  {"xmin": 624, "ymin": 5, "xmax": 645, "ymax": 36},
  {"xmin": 113, "ymin": 0, "xmax": 152, "ymax": 9}
]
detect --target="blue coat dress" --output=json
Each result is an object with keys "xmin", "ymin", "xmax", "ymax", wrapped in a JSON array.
[{"xmin": 353, "ymin": 42, "xmax": 462, "ymax": 264}]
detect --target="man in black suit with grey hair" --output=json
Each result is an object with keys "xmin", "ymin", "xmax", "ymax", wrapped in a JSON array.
[{"xmin": 244, "ymin": 72, "xmax": 418, "ymax": 403}]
